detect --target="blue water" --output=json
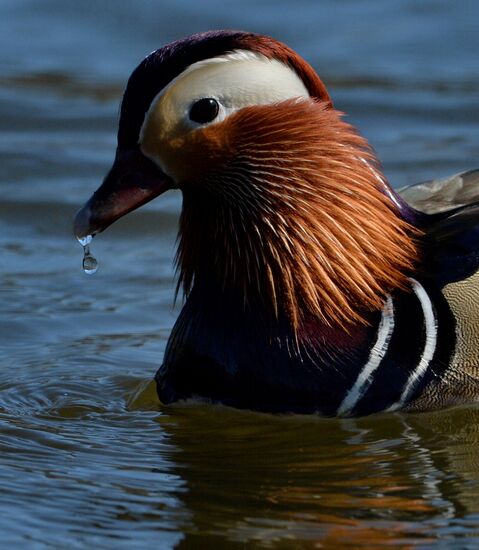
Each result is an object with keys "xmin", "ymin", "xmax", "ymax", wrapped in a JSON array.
[{"xmin": 1, "ymin": 1, "xmax": 479, "ymax": 547}]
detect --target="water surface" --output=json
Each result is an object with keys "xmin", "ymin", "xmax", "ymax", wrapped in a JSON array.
[{"xmin": 1, "ymin": 1, "xmax": 479, "ymax": 547}]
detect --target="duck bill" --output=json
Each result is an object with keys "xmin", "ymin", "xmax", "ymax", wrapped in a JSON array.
[{"xmin": 74, "ymin": 149, "xmax": 172, "ymax": 240}]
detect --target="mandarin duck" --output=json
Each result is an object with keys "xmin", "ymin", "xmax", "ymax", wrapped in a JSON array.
[{"xmin": 75, "ymin": 31, "xmax": 479, "ymax": 416}]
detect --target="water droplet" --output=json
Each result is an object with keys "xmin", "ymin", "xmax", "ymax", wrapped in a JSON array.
[
  {"xmin": 77, "ymin": 235, "xmax": 99, "ymax": 275},
  {"xmin": 77, "ymin": 234, "xmax": 92, "ymax": 247},
  {"xmin": 82, "ymin": 248, "xmax": 98, "ymax": 275}
]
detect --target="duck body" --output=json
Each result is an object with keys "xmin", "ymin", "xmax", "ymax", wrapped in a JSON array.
[
  {"xmin": 74, "ymin": 31, "xmax": 479, "ymax": 416},
  {"xmin": 157, "ymin": 279, "xmax": 458, "ymax": 416}
]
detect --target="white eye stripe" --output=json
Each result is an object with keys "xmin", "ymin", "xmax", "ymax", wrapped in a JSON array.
[
  {"xmin": 162, "ymin": 49, "xmax": 308, "ymax": 105},
  {"xmin": 139, "ymin": 49, "xmax": 310, "ymax": 142}
]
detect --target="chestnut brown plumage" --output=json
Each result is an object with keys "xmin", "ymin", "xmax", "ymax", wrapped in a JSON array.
[{"xmin": 175, "ymin": 99, "xmax": 420, "ymax": 330}]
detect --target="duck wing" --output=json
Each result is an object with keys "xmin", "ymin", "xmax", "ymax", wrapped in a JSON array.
[
  {"xmin": 398, "ymin": 169, "xmax": 479, "ymax": 286},
  {"xmin": 398, "ymin": 169, "xmax": 479, "ymax": 214}
]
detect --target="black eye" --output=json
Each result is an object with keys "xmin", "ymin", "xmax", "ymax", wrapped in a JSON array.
[{"xmin": 189, "ymin": 98, "xmax": 220, "ymax": 124}]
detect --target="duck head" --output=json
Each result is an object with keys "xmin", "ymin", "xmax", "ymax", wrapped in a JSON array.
[{"xmin": 75, "ymin": 30, "xmax": 419, "ymax": 331}]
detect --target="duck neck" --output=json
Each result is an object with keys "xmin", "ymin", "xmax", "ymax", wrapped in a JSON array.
[{"xmin": 177, "ymin": 175, "xmax": 417, "ymax": 333}]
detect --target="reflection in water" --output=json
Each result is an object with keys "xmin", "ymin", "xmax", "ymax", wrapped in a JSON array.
[{"xmin": 144, "ymin": 404, "xmax": 479, "ymax": 546}]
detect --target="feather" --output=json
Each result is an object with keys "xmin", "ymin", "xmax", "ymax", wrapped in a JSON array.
[{"xmin": 399, "ymin": 170, "xmax": 479, "ymax": 286}]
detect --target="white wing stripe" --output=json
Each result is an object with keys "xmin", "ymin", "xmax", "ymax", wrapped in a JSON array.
[
  {"xmin": 387, "ymin": 278, "xmax": 437, "ymax": 412},
  {"xmin": 337, "ymin": 296, "xmax": 395, "ymax": 416}
]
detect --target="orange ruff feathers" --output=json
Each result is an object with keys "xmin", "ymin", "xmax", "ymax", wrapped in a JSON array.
[{"xmin": 176, "ymin": 99, "xmax": 419, "ymax": 330}]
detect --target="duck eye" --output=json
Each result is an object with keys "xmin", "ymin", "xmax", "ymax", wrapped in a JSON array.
[{"xmin": 189, "ymin": 98, "xmax": 219, "ymax": 124}]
